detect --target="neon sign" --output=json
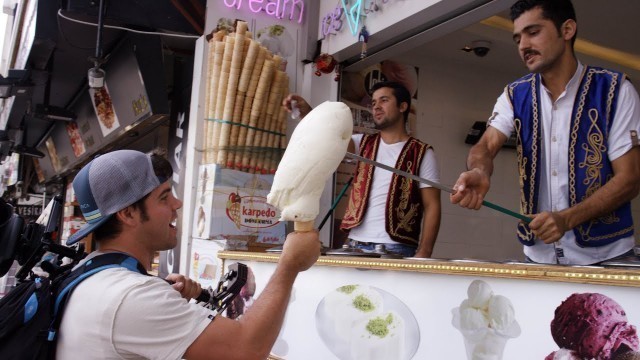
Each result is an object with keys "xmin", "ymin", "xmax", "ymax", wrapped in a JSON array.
[
  {"xmin": 322, "ymin": 0, "xmax": 394, "ymax": 38},
  {"xmin": 340, "ymin": 0, "xmax": 363, "ymax": 36},
  {"xmin": 321, "ymin": 5, "xmax": 344, "ymax": 37},
  {"xmin": 223, "ymin": 0, "xmax": 305, "ymax": 24}
]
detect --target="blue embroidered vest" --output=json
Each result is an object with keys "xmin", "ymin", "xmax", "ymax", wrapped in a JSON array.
[{"xmin": 508, "ymin": 66, "xmax": 633, "ymax": 247}]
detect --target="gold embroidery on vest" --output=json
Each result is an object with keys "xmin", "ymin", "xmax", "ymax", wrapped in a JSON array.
[
  {"xmin": 394, "ymin": 161, "xmax": 419, "ymax": 233},
  {"xmin": 569, "ymin": 68, "xmax": 629, "ymax": 242},
  {"xmin": 514, "ymin": 75, "xmax": 538, "ymax": 217},
  {"xmin": 580, "ymin": 108, "xmax": 605, "ymax": 196}
]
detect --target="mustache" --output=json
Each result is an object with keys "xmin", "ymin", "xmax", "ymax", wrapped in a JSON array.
[{"xmin": 523, "ymin": 49, "xmax": 540, "ymax": 57}]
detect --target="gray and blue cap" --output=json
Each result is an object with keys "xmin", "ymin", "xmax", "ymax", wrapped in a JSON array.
[{"xmin": 66, "ymin": 150, "xmax": 166, "ymax": 245}]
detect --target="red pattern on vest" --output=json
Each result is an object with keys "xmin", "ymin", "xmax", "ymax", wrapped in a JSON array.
[{"xmin": 340, "ymin": 133, "xmax": 430, "ymax": 245}]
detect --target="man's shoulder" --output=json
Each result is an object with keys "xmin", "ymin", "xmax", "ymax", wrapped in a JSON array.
[
  {"xmin": 507, "ymin": 72, "xmax": 536, "ymax": 88},
  {"xmin": 584, "ymin": 65, "xmax": 627, "ymax": 82},
  {"xmin": 408, "ymin": 137, "xmax": 432, "ymax": 150},
  {"xmin": 78, "ymin": 266, "xmax": 158, "ymax": 291}
]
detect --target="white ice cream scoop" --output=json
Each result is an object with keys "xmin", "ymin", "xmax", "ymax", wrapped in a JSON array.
[
  {"xmin": 467, "ymin": 280, "xmax": 493, "ymax": 309},
  {"xmin": 267, "ymin": 101, "xmax": 353, "ymax": 231}
]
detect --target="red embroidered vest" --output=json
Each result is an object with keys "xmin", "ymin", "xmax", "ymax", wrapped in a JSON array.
[{"xmin": 340, "ymin": 133, "xmax": 430, "ymax": 245}]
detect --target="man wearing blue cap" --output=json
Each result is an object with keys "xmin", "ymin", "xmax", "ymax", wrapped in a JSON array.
[{"xmin": 57, "ymin": 149, "xmax": 320, "ymax": 359}]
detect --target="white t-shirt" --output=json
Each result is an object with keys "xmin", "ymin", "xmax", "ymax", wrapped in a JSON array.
[
  {"xmin": 348, "ymin": 134, "xmax": 440, "ymax": 244},
  {"xmin": 57, "ymin": 267, "xmax": 215, "ymax": 360},
  {"xmin": 489, "ymin": 62, "xmax": 640, "ymax": 265}
]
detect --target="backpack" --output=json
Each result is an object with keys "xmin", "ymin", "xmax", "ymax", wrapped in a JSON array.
[{"xmin": 0, "ymin": 252, "xmax": 147, "ymax": 359}]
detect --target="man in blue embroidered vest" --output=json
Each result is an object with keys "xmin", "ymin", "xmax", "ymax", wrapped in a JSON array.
[
  {"xmin": 451, "ymin": 0, "xmax": 640, "ymax": 265},
  {"xmin": 283, "ymin": 81, "xmax": 441, "ymax": 258}
]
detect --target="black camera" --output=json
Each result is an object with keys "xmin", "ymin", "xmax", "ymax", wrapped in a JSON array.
[
  {"xmin": 473, "ymin": 46, "xmax": 490, "ymax": 57},
  {"xmin": 471, "ymin": 40, "xmax": 491, "ymax": 57},
  {"xmin": 0, "ymin": 195, "xmax": 84, "ymax": 281}
]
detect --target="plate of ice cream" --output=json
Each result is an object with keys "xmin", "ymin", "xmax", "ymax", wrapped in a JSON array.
[{"xmin": 315, "ymin": 284, "xmax": 420, "ymax": 360}]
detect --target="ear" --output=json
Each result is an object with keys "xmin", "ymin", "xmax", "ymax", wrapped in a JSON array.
[
  {"xmin": 115, "ymin": 206, "xmax": 139, "ymax": 227},
  {"xmin": 562, "ymin": 19, "xmax": 576, "ymax": 41},
  {"xmin": 399, "ymin": 101, "xmax": 409, "ymax": 114}
]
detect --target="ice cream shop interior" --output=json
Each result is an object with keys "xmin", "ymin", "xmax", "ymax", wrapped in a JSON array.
[{"xmin": 1, "ymin": 0, "xmax": 640, "ymax": 359}]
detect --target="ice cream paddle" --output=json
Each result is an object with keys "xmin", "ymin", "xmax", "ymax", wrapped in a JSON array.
[{"xmin": 345, "ymin": 152, "xmax": 530, "ymax": 223}]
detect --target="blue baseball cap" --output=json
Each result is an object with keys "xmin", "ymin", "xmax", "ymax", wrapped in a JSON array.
[{"xmin": 66, "ymin": 150, "xmax": 166, "ymax": 245}]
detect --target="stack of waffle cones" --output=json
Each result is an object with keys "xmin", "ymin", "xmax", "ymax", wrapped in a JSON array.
[{"xmin": 203, "ymin": 21, "xmax": 289, "ymax": 174}]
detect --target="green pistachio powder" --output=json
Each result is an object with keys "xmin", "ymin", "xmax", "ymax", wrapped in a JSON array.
[
  {"xmin": 337, "ymin": 285, "xmax": 358, "ymax": 294},
  {"xmin": 333, "ymin": 286, "xmax": 398, "ymax": 339},
  {"xmin": 352, "ymin": 294, "xmax": 377, "ymax": 312},
  {"xmin": 365, "ymin": 313, "xmax": 395, "ymax": 338}
]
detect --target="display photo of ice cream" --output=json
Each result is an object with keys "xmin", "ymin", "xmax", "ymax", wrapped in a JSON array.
[
  {"xmin": 44, "ymin": 136, "xmax": 61, "ymax": 173},
  {"xmin": 256, "ymin": 25, "xmax": 294, "ymax": 71},
  {"xmin": 315, "ymin": 284, "xmax": 419, "ymax": 360},
  {"xmin": 452, "ymin": 280, "xmax": 521, "ymax": 359},
  {"xmin": 546, "ymin": 293, "xmax": 640, "ymax": 360},
  {"xmin": 65, "ymin": 121, "xmax": 86, "ymax": 157},
  {"xmin": 89, "ymin": 84, "xmax": 121, "ymax": 137}
]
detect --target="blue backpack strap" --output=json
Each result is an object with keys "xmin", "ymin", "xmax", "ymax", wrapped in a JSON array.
[{"xmin": 48, "ymin": 253, "xmax": 148, "ymax": 343}]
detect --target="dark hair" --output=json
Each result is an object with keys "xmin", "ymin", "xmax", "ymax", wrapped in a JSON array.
[
  {"xmin": 510, "ymin": 0, "xmax": 577, "ymax": 46},
  {"xmin": 370, "ymin": 81, "xmax": 411, "ymax": 123},
  {"xmin": 93, "ymin": 149, "xmax": 173, "ymax": 242}
]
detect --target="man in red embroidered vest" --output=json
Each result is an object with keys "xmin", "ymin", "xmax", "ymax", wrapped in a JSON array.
[{"xmin": 283, "ymin": 82, "xmax": 441, "ymax": 258}]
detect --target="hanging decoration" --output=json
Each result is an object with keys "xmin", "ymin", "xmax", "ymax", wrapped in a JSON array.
[
  {"xmin": 334, "ymin": 63, "xmax": 340, "ymax": 82},
  {"xmin": 359, "ymin": 26, "xmax": 369, "ymax": 59},
  {"xmin": 314, "ymin": 53, "xmax": 337, "ymax": 77}
]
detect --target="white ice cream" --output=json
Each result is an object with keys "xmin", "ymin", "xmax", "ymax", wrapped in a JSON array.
[
  {"xmin": 459, "ymin": 307, "xmax": 490, "ymax": 334},
  {"xmin": 324, "ymin": 285, "xmax": 383, "ymax": 339},
  {"xmin": 467, "ymin": 279, "xmax": 493, "ymax": 308},
  {"xmin": 267, "ymin": 101, "xmax": 353, "ymax": 222},
  {"xmin": 452, "ymin": 280, "xmax": 521, "ymax": 360},
  {"xmin": 487, "ymin": 295, "xmax": 516, "ymax": 334},
  {"xmin": 350, "ymin": 311, "xmax": 405, "ymax": 360}
]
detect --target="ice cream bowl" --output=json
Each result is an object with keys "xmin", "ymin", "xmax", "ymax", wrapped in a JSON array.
[{"xmin": 462, "ymin": 329, "xmax": 511, "ymax": 360}]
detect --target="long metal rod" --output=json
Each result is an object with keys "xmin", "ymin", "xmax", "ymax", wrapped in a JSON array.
[
  {"xmin": 318, "ymin": 176, "xmax": 353, "ymax": 230},
  {"xmin": 345, "ymin": 152, "xmax": 530, "ymax": 223},
  {"xmin": 96, "ymin": 0, "xmax": 106, "ymax": 60}
]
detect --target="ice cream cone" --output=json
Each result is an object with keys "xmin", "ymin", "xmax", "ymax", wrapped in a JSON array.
[{"xmin": 294, "ymin": 221, "xmax": 314, "ymax": 232}]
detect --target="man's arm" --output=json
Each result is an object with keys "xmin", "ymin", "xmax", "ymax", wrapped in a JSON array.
[
  {"xmin": 450, "ymin": 127, "xmax": 508, "ymax": 209},
  {"xmin": 529, "ymin": 147, "xmax": 640, "ymax": 243},
  {"xmin": 183, "ymin": 231, "xmax": 320, "ymax": 360},
  {"xmin": 415, "ymin": 187, "xmax": 441, "ymax": 258}
]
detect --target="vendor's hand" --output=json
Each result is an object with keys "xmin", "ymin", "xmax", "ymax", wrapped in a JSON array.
[
  {"xmin": 166, "ymin": 273, "xmax": 202, "ymax": 301},
  {"xmin": 279, "ymin": 230, "xmax": 321, "ymax": 273},
  {"xmin": 450, "ymin": 168, "xmax": 491, "ymax": 210},
  {"xmin": 282, "ymin": 94, "xmax": 312, "ymax": 119},
  {"xmin": 528, "ymin": 211, "xmax": 569, "ymax": 244}
]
